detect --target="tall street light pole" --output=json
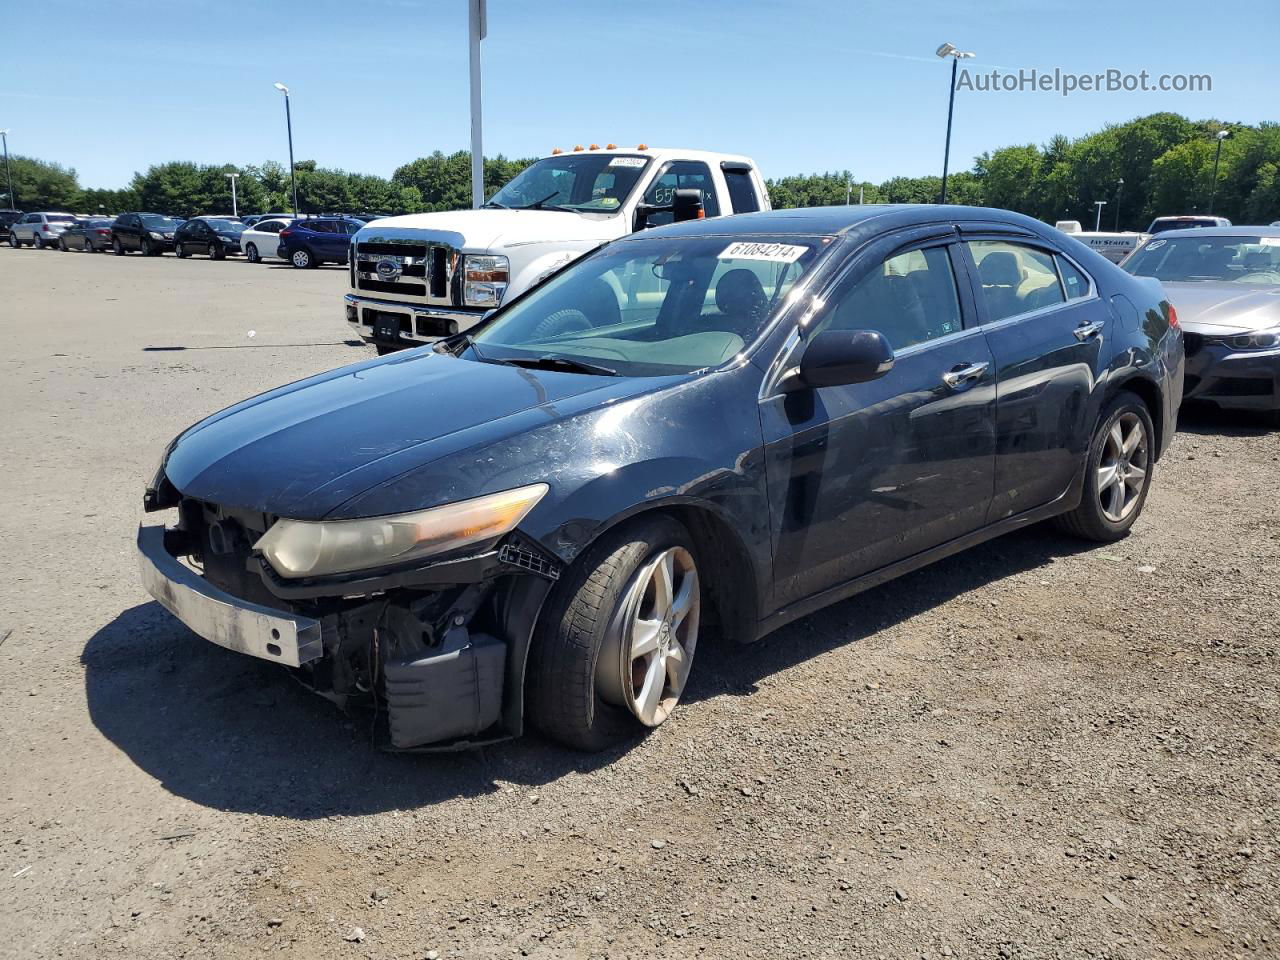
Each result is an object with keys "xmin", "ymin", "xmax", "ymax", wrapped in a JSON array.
[
  {"xmin": 1208, "ymin": 129, "xmax": 1230, "ymax": 215},
  {"xmin": 468, "ymin": 0, "xmax": 487, "ymax": 209},
  {"xmin": 226, "ymin": 172, "xmax": 240, "ymax": 218},
  {"xmin": 0, "ymin": 129, "xmax": 13, "ymax": 210},
  {"xmin": 935, "ymin": 43, "xmax": 975, "ymax": 205},
  {"xmin": 274, "ymin": 83, "xmax": 299, "ymax": 215},
  {"xmin": 1114, "ymin": 178, "xmax": 1124, "ymax": 231},
  {"xmin": 1093, "ymin": 200, "xmax": 1107, "ymax": 232}
]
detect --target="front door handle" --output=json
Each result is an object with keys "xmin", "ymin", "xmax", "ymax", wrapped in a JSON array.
[
  {"xmin": 1073, "ymin": 320, "xmax": 1105, "ymax": 341},
  {"xmin": 942, "ymin": 361, "xmax": 990, "ymax": 389}
]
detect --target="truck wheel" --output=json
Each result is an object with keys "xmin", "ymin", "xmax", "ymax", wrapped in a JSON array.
[
  {"xmin": 291, "ymin": 248, "xmax": 314, "ymax": 269},
  {"xmin": 245, "ymin": 242, "xmax": 260, "ymax": 263},
  {"xmin": 1054, "ymin": 391, "xmax": 1155, "ymax": 542},
  {"xmin": 375, "ymin": 345, "xmax": 398, "ymax": 356},
  {"xmin": 526, "ymin": 515, "xmax": 701, "ymax": 751}
]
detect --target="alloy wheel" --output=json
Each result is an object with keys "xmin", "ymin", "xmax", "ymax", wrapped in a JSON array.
[
  {"xmin": 292, "ymin": 249, "xmax": 310, "ymax": 268},
  {"xmin": 596, "ymin": 546, "xmax": 700, "ymax": 727},
  {"xmin": 1097, "ymin": 411, "xmax": 1149, "ymax": 523}
]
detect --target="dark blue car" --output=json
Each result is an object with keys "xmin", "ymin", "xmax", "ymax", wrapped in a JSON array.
[
  {"xmin": 277, "ymin": 217, "xmax": 364, "ymax": 268},
  {"xmin": 138, "ymin": 205, "xmax": 1184, "ymax": 752}
]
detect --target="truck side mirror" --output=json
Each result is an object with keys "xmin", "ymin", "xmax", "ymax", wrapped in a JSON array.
[{"xmin": 671, "ymin": 188, "xmax": 704, "ymax": 223}]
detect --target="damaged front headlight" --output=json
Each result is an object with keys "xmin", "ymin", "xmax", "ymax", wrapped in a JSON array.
[{"xmin": 254, "ymin": 483, "xmax": 548, "ymax": 579}]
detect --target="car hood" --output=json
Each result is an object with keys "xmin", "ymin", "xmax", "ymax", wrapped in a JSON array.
[
  {"xmin": 163, "ymin": 349, "xmax": 672, "ymax": 519},
  {"xmin": 1161, "ymin": 281, "xmax": 1280, "ymax": 334},
  {"xmin": 356, "ymin": 209, "xmax": 622, "ymax": 252}
]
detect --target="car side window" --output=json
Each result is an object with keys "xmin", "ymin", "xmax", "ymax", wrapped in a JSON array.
[
  {"xmin": 722, "ymin": 165, "xmax": 761, "ymax": 214},
  {"xmin": 968, "ymin": 240, "xmax": 1065, "ymax": 322},
  {"xmin": 342, "ymin": 221, "xmax": 362, "ymax": 235},
  {"xmin": 260, "ymin": 220, "xmax": 284, "ymax": 233},
  {"xmin": 814, "ymin": 245, "xmax": 964, "ymax": 351},
  {"xmin": 1057, "ymin": 256, "xmax": 1090, "ymax": 300},
  {"xmin": 642, "ymin": 161, "xmax": 722, "ymax": 226}
]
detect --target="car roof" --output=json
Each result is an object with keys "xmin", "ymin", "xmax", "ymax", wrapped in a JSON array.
[
  {"xmin": 536, "ymin": 146, "xmax": 757, "ymax": 167},
  {"xmin": 637, "ymin": 204, "xmax": 1053, "ymax": 240},
  {"xmin": 1146, "ymin": 226, "xmax": 1280, "ymax": 239}
]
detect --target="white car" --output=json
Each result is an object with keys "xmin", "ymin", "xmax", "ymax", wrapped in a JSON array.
[
  {"xmin": 240, "ymin": 217, "xmax": 297, "ymax": 263},
  {"xmin": 8, "ymin": 212, "xmax": 78, "ymax": 249}
]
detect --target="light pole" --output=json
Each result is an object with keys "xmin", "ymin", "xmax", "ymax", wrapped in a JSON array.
[
  {"xmin": 1093, "ymin": 200, "xmax": 1107, "ymax": 232},
  {"xmin": 935, "ymin": 42, "xmax": 975, "ymax": 205},
  {"xmin": 468, "ymin": 0, "xmax": 487, "ymax": 209},
  {"xmin": 226, "ymin": 172, "xmax": 240, "ymax": 218},
  {"xmin": 1208, "ymin": 129, "xmax": 1230, "ymax": 215},
  {"xmin": 1114, "ymin": 178, "xmax": 1124, "ymax": 231},
  {"xmin": 274, "ymin": 83, "xmax": 299, "ymax": 215},
  {"xmin": 0, "ymin": 129, "xmax": 13, "ymax": 211}
]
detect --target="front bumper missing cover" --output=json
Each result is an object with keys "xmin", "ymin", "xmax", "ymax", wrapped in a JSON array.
[{"xmin": 136, "ymin": 524, "xmax": 323, "ymax": 668}]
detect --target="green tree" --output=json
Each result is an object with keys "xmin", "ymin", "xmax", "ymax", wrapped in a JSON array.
[{"xmin": 5, "ymin": 155, "xmax": 80, "ymax": 210}]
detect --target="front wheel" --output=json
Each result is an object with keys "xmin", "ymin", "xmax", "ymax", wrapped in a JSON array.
[
  {"xmin": 1054, "ymin": 391, "xmax": 1155, "ymax": 542},
  {"xmin": 290, "ymin": 248, "xmax": 314, "ymax": 269},
  {"xmin": 526, "ymin": 515, "xmax": 701, "ymax": 751},
  {"xmin": 113, "ymin": 238, "xmax": 125, "ymax": 255},
  {"xmin": 58, "ymin": 238, "xmax": 68, "ymax": 251},
  {"xmin": 7, "ymin": 232, "xmax": 19, "ymax": 248},
  {"xmin": 176, "ymin": 242, "xmax": 190, "ymax": 258},
  {"xmin": 245, "ymin": 242, "xmax": 260, "ymax": 263}
]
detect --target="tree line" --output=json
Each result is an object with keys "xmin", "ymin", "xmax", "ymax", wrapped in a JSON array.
[{"xmin": 4, "ymin": 113, "xmax": 1277, "ymax": 229}]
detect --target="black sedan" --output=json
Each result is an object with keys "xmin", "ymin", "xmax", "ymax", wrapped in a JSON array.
[
  {"xmin": 174, "ymin": 217, "xmax": 246, "ymax": 259},
  {"xmin": 137, "ymin": 205, "xmax": 1184, "ymax": 752},
  {"xmin": 59, "ymin": 218, "xmax": 116, "ymax": 252},
  {"xmin": 1122, "ymin": 227, "xmax": 1280, "ymax": 426}
]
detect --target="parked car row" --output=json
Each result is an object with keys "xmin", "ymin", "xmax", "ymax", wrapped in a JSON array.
[{"xmin": 6, "ymin": 209, "xmax": 370, "ymax": 267}]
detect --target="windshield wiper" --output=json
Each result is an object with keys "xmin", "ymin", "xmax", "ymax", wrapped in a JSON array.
[
  {"xmin": 514, "ymin": 191, "xmax": 569, "ymax": 211},
  {"xmin": 493, "ymin": 354, "xmax": 618, "ymax": 376},
  {"xmin": 481, "ymin": 200, "xmax": 509, "ymax": 209}
]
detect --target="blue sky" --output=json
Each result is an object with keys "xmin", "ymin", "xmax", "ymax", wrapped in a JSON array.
[{"xmin": 2, "ymin": 0, "xmax": 1270, "ymax": 189}]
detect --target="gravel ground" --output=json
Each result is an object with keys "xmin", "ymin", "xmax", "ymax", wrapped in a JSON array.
[{"xmin": 1, "ymin": 245, "xmax": 1277, "ymax": 960}]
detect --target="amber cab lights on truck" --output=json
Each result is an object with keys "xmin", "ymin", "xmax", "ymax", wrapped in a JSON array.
[{"xmin": 343, "ymin": 144, "xmax": 770, "ymax": 353}]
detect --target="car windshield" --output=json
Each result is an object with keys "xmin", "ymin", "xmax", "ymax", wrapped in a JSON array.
[
  {"xmin": 486, "ymin": 154, "xmax": 651, "ymax": 213},
  {"xmin": 1123, "ymin": 236, "xmax": 1280, "ymax": 284},
  {"xmin": 1149, "ymin": 219, "xmax": 1220, "ymax": 235},
  {"xmin": 46, "ymin": 214, "xmax": 75, "ymax": 223},
  {"xmin": 468, "ymin": 233, "xmax": 828, "ymax": 376},
  {"xmin": 203, "ymin": 219, "xmax": 245, "ymax": 233},
  {"xmin": 141, "ymin": 215, "xmax": 179, "ymax": 229}
]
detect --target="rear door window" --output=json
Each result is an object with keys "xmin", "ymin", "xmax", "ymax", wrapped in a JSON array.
[
  {"xmin": 968, "ymin": 240, "xmax": 1066, "ymax": 322},
  {"xmin": 1057, "ymin": 256, "xmax": 1090, "ymax": 300},
  {"xmin": 722, "ymin": 165, "xmax": 761, "ymax": 214}
]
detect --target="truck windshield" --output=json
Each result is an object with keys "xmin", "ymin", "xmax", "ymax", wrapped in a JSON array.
[
  {"xmin": 468, "ymin": 233, "xmax": 829, "ymax": 376},
  {"xmin": 1123, "ymin": 235, "xmax": 1280, "ymax": 283},
  {"xmin": 486, "ymin": 154, "xmax": 651, "ymax": 213}
]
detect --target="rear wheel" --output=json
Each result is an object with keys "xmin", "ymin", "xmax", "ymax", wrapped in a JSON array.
[
  {"xmin": 1054, "ymin": 391, "xmax": 1155, "ymax": 542},
  {"xmin": 33, "ymin": 233, "xmax": 45, "ymax": 250},
  {"xmin": 527, "ymin": 515, "xmax": 701, "ymax": 751},
  {"xmin": 85, "ymin": 239, "xmax": 96, "ymax": 253},
  {"xmin": 113, "ymin": 238, "xmax": 125, "ymax": 255},
  {"xmin": 245, "ymin": 242, "xmax": 260, "ymax": 263},
  {"xmin": 291, "ymin": 248, "xmax": 314, "ymax": 269}
]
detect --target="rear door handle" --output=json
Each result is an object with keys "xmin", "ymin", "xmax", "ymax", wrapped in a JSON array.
[
  {"xmin": 1073, "ymin": 320, "xmax": 1105, "ymax": 341},
  {"xmin": 942, "ymin": 361, "xmax": 990, "ymax": 389}
]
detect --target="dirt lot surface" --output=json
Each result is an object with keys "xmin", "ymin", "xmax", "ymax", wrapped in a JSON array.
[{"xmin": 1, "ymin": 246, "xmax": 1277, "ymax": 960}]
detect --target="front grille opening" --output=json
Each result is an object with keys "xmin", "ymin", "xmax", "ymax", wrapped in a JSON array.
[
  {"xmin": 357, "ymin": 241, "xmax": 428, "ymax": 258},
  {"xmin": 359, "ymin": 278, "xmax": 427, "ymax": 296},
  {"xmin": 431, "ymin": 247, "xmax": 448, "ymax": 299},
  {"xmin": 416, "ymin": 315, "xmax": 457, "ymax": 338}
]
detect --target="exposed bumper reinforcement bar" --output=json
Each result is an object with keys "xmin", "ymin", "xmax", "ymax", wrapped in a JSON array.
[{"xmin": 136, "ymin": 524, "xmax": 323, "ymax": 668}]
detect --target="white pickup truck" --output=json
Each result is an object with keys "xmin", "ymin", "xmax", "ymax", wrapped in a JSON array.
[
  {"xmin": 345, "ymin": 146, "xmax": 770, "ymax": 352},
  {"xmin": 1054, "ymin": 220, "xmax": 1147, "ymax": 264}
]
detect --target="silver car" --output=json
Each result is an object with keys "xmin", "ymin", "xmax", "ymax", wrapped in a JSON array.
[
  {"xmin": 7, "ymin": 211, "xmax": 78, "ymax": 249},
  {"xmin": 1122, "ymin": 227, "xmax": 1280, "ymax": 426}
]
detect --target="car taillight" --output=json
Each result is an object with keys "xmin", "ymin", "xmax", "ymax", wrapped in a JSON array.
[
  {"xmin": 1168, "ymin": 304, "xmax": 1179, "ymax": 328},
  {"xmin": 42, "ymin": 225, "xmax": 50, "ymax": 232},
  {"xmin": 280, "ymin": 228, "xmax": 293, "ymax": 238},
  {"xmin": 96, "ymin": 229, "xmax": 110, "ymax": 236}
]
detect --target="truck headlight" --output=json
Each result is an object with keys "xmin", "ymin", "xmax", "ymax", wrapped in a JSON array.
[
  {"xmin": 463, "ymin": 255, "xmax": 510, "ymax": 307},
  {"xmin": 254, "ymin": 483, "xmax": 547, "ymax": 579}
]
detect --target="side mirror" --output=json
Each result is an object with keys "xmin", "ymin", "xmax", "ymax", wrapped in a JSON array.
[
  {"xmin": 783, "ymin": 329, "xmax": 895, "ymax": 391},
  {"xmin": 671, "ymin": 188, "xmax": 704, "ymax": 223}
]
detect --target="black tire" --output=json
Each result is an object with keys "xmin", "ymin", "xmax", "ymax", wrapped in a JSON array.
[
  {"xmin": 113, "ymin": 238, "xmax": 126, "ymax": 256},
  {"xmin": 7, "ymin": 232, "xmax": 19, "ymax": 248},
  {"xmin": 245, "ymin": 242, "xmax": 260, "ymax": 263},
  {"xmin": 374, "ymin": 345, "xmax": 398, "ymax": 356},
  {"xmin": 176, "ymin": 242, "xmax": 190, "ymax": 258},
  {"xmin": 85, "ymin": 239, "xmax": 96, "ymax": 253},
  {"xmin": 141, "ymin": 237, "xmax": 152, "ymax": 256},
  {"xmin": 1054, "ymin": 390, "xmax": 1155, "ymax": 542},
  {"xmin": 1263, "ymin": 408, "xmax": 1280, "ymax": 430},
  {"xmin": 208, "ymin": 242, "xmax": 224, "ymax": 260},
  {"xmin": 58, "ymin": 237, "xmax": 68, "ymax": 251},
  {"xmin": 33, "ymin": 233, "xmax": 45, "ymax": 250},
  {"xmin": 290, "ymin": 247, "xmax": 314, "ymax": 269},
  {"xmin": 526, "ymin": 514, "xmax": 699, "ymax": 751}
]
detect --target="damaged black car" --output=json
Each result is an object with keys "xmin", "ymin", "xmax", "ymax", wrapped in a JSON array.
[{"xmin": 138, "ymin": 206, "xmax": 1183, "ymax": 751}]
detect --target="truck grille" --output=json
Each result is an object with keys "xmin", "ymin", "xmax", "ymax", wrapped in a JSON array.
[{"xmin": 354, "ymin": 240, "xmax": 457, "ymax": 304}]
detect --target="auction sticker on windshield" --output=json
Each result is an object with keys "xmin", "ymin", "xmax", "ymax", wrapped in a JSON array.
[
  {"xmin": 719, "ymin": 241, "xmax": 808, "ymax": 263},
  {"xmin": 608, "ymin": 157, "xmax": 646, "ymax": 168}
]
